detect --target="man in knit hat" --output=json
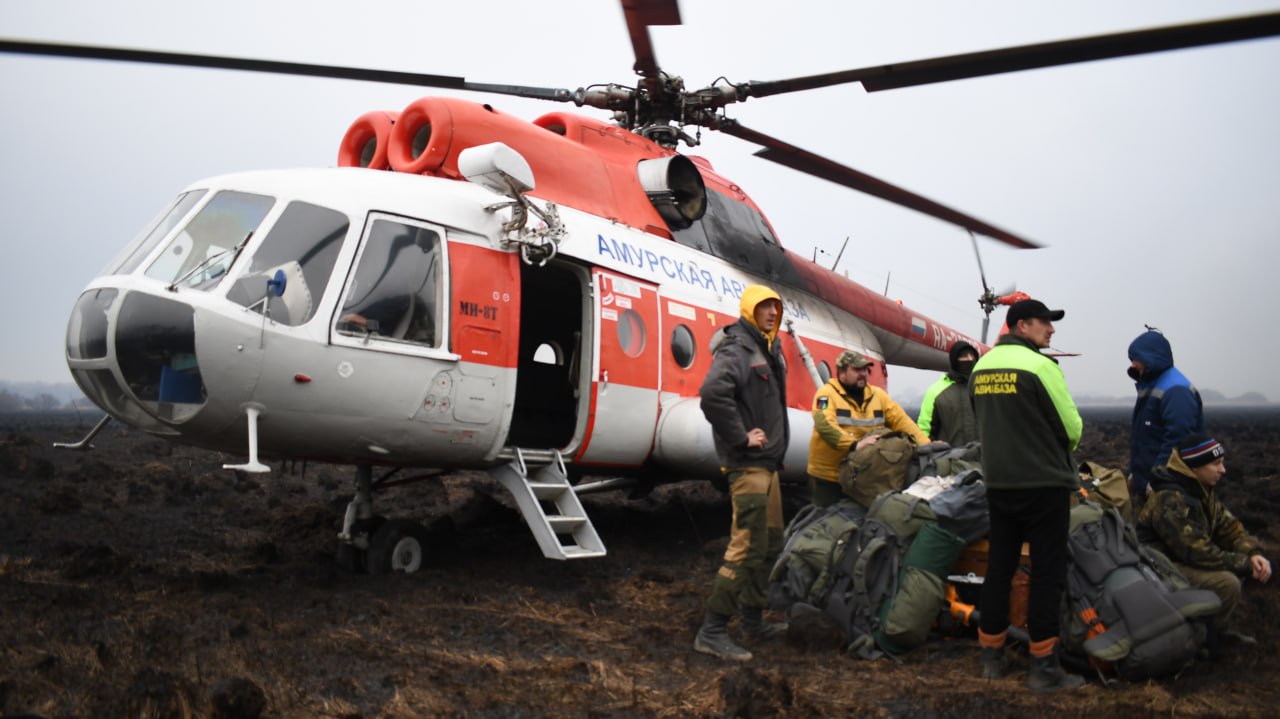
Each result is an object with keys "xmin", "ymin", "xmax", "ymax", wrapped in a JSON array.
[
  {"xmin": 1137, "ymin": 434, "xmax": 1271, "ymax": 646},
  {"xmin": 917, "ymin": 340, "xmax": 980, "ymax": 447}
]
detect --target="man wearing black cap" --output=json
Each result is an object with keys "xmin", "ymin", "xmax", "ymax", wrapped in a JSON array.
[
  {"xmin": 917, "ymin": 340, "xmax": 979, "ymax": 447},
  {"xmin": 1137, "ymin": 434, "xmax": 1271, "ymax": 647},
  {"xmin": 970, "ymin": 299, "xmax": 1085, "ymax": 692}
]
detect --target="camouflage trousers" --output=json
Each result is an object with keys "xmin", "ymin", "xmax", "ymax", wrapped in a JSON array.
[
  {"xmin": 706, "ymin": 467, "xmax": 784, "ymax": 617},
  {"xmin": 1176, "ymin": 562, "xmax": 1242, "ymax": 627}
]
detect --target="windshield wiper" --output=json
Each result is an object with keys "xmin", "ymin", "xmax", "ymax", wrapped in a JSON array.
[{"xmin": 166, "ymin": 231, "xmax": 253, "ymax": 292}]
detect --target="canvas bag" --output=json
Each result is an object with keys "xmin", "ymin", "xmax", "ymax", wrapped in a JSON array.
[
  {"xmin": 924, "ymin": 468, "xmax": 989, "ymax": 543},
  {"xmin": 839, "ymin": 431, "xmax": 917, "ymax": 508},
  {"xmin": 875, "ymin": 520, "xmax": 968, "ymax": 654},
  {"xmin": 1076, "ymin": 460, "xmax": 1133, "ymax": 524}
]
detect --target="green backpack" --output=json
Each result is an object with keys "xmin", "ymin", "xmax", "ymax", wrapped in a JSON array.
[
  {"xmin": 768, "ymin": 499, "xmax": 868, "ymax": 610},
  {"xmin": 838, "ymin": 431, "xmax": 917, "ymax": 508}
]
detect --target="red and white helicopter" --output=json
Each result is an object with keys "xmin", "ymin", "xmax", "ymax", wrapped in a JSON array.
[{"xmin": 5, "ymin": 3, "xmax": 1277, "ymax": 571}]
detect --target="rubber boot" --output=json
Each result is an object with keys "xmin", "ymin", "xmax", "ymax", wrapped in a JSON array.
[
  {"xmin": 694, "ymin": 611, "xmax": 753, "ymax": 661},
  {"xmin": 1028, "ymin": 651, "xmax": 1085, "ymax": 693},
  {"xmin": 740, "ymin": 606, "xmax": 788, "ymax": 642},
  {"xmin": 979, "ymin": 647, "xmax": 1007, "ymax": 680},
  {"xmin": 977, "ymin": 629, "xmax": 1007, "ymax": 680}
]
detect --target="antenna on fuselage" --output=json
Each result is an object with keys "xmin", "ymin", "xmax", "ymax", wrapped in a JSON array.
[{"xmin": 830, "ymin": 236, "xmax": 849, "ymax": 272}]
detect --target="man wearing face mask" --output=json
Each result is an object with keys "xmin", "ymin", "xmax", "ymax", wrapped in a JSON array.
[
  {"xmin": 1128, "ymin": 328, "xmax": 1204, "ymax": 501},
  {"xmin": 917, "ymin": 340, "xmax": 980, "ymax": 447}
]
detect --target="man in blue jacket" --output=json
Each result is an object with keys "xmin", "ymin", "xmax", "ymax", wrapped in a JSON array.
[{"xmin": 1128, "ymin": 328, "xmax": 1204, "ymax": 499}]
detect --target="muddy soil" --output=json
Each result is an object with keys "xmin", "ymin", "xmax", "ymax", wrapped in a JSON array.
[{"xmin": 2, "ymin": 407, "xmax": 1278, "ymax": 718}]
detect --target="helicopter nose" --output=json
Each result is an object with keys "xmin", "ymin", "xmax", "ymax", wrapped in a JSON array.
[{"xmin": 66, "ymin": 288, "xmax": 207, "ymax": 430}]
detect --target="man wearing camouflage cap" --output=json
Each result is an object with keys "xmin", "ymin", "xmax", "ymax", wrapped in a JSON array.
[{"xmin": 805, "ymin": 350, "xmax": 929, "ymax": 507}]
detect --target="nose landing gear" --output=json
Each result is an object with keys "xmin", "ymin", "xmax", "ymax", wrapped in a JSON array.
[{"xmin": 335, "ymin": 465, "xmax": 431, "ymax": 574}]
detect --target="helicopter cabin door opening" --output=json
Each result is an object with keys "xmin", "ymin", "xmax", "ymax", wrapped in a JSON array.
[{"xmin": 509, "ymin": 261, "xmax": 587, "ymax": 450}]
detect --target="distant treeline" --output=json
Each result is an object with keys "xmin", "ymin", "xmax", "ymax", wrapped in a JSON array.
[{"xmin": 0, "ymin": 387, "xmax": 96, "ymax": 412}]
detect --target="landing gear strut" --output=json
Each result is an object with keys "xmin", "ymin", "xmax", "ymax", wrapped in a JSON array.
[{"xmin": 336, "ymin": 465, "xmax": 430, "ymax": 574}]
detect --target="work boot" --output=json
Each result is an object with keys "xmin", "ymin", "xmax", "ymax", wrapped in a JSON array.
[
  {"xmin": 979, "ymin": 646, "xmax": 1007, "ymax": 680},
  {"xmin": 1028, "ymin": 651, "xmax": 1085, "ymax": 693},
  {"xmin": 740, "ymin": 606, "xmax": 788, "ymax": 642},
  {"xmin": 694, "ymin": 611, "xmax": 753, "ymax": 661}
]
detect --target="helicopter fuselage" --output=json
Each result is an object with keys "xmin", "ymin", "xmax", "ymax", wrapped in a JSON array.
[{"xmin": 66, "ymin": 104, "xmax": 979, "ymax": 482}]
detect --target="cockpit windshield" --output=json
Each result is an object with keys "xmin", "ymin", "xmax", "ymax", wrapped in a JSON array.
[
  {"xmin": 144, "ymin": 190, "xmax": 274, "ymax": 290},
  {"xmin": 106, "ymin": 190, "xmax": 207, "ymax": 277},
  {"xmin": 225, "ymin": 201, "xmax": 350, "ymax": 326}
]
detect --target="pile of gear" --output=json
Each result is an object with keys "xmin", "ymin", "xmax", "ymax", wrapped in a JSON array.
[{"xmin": 767, "ymin": 433, "xmax": 1223, "ymax": 681}]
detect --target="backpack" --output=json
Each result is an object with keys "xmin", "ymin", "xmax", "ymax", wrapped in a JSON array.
[
  {"xmin": 1061, "ymin": 501, "xmax": 1221, "ymax": 680},
  {"xmin": 767, "ymin": 499, "xmax": 867, "ymax": 611},
  {"xmin": 819, "ymin": 491, "xmax": 938, "ymax": 658},
  {"xmin": 924, "ymin": 469, "xmax": 989, "ymax": 543},
  {"xmin": 874, "ymin": 520, "xmax": 968, "ymax": 655},
  {"xmin": 909, "ymin": 440, "xmax": 982, "ymax": 485},
  {"xmin": 839, "ymin": 431, "xmax": 917, "ymax": 508}
]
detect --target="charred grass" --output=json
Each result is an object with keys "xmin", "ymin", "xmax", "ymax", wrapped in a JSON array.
[{"xmin": 1, "ymin": 408, "xmax": 1278, "ymax": 718}]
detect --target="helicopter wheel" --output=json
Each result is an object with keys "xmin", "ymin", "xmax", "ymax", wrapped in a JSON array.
[{"xmin": 366, "ymin": 519, "xmax": 430, "ymax": 575}]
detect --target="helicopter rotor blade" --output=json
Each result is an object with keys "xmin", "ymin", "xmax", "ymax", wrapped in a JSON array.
[
  {"xmin": 741, "ymin": 11, "xmax": 1280, "ymax": 99},
  {"xmin": 719, "ymin": 120, "xmax": 1040, "ymax": 249},
  {"xmin": 969, "ymin": 230, "xmax": 993, "ymax": 294},
  {"xmin": 981, "ymin": 316, "xmax": 991, "ymax": 346},
  {"xmin": 0, "ymin": 39, "xmax": 579, "ymax": 103},
  {"xmin": 620, "ymin": 0, "xmax": 681, "ymax": 87}
]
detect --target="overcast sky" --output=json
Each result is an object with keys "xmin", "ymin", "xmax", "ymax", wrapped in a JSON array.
[{"xmin": 2, "ymin": 0, "xmax": 1278, "ymax": 403}]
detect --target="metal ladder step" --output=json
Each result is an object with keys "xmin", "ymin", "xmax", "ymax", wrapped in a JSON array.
[{"xmin": 488, "ymin": 448, "xmax": 606, "ymax": 560}]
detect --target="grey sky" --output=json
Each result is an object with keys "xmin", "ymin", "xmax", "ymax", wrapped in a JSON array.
[{"xmin": 2, "ymin": 0, "xmax": 1278, "ymax": 402}]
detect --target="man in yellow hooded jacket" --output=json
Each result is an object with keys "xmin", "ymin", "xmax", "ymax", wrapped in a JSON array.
[
  {"xmin": 806, "ymin": 350, "xmax": 929, "ymax": 507},
  {"xmin": 695, "ymin": 285, "xmax": 789, "ymax": 661}
]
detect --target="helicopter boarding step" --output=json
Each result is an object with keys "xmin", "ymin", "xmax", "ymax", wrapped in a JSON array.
[{"xmin": 488, "ymin": 448, "xmax": 605, "ymax": 560}]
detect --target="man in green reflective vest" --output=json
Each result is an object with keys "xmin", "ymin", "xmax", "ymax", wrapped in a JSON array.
[{"xmin": 970, "ymin": 299, "xmax": 1085, "ymax": 692}]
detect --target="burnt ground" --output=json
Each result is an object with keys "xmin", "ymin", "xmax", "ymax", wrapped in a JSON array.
[{"xmin": 2, "ymin": 407, "xmax": 1279, "ymax": 718}]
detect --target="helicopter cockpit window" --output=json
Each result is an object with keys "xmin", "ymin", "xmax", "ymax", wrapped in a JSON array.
[
  {"xmin": 144, "ymin": 190, "xmax": 275, "ymax": 290},
  {"xmin": 225, "ymin": 201, "xmax": 349, "ymax": 326},
  {"xmin": 107, "ymin": 190, "xmax": 207, "ymax": 277},
  {"xmin": 336, "ymin": 218, "xmax": 440, "ymax": 348},
  {"xmin": 671, "ymin": 189, "xmax": 803, "ymax": 286}
]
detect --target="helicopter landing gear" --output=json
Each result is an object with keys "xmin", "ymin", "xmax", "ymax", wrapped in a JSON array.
[
  {"xmin": 335, "ymin": 514, "xmax": 385, "ymax": 573},
  {"xmin": 336, "ymin": 465, "xmax": 432, "ymax": 574},
  {"xmin": 366, "ymin": 519, "xmax": 430, "ymax": 574}
]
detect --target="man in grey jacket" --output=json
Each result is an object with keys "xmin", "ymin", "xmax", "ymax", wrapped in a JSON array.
[{"xmin": 694, "ymin": 284, "xmax": 789, "ymax": 661}]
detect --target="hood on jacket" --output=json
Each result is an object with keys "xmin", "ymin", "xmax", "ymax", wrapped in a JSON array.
[
  {"xmin": 1128, "ymin": 330, "xmax": 1174, "ymax": 380},
  {"xmin": 739, "ymin": 285, "xmax": 783, "ymax": 347},
  {"xmin": 949, "ymin": 340, "xmax": 978, "ymax": 374}
]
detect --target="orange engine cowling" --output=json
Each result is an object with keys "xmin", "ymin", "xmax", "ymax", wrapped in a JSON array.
[
  {"xmin": 337, "ymin": 110, "xmax": 399, "ymax": 170},
  {"xmin": 386, "ymin": 97, "xmax": 456, "ymax": 176}
]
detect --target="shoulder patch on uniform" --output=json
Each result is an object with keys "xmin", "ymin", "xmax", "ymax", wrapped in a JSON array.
[{"xmin": 817, "ymin": 397, "xmax": 829, "ymax": 410}]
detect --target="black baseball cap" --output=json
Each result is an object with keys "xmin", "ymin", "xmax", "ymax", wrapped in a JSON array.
[{"xmin": 1006, "ymin": 299, "xmax": 1064, "ymax": 325}]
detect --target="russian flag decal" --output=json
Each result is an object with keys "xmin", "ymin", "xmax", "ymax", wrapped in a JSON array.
[{"xmin": 911, "ymin": 317, "xmax": 927, "ymax": 337}]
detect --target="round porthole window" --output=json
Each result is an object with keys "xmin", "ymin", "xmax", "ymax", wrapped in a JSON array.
[
  {"xmin": 671, "ymin": 324, "xmax": 696, "ymax": 369},
  {"xmin": 617, "ymin": 309, "xmax": 646, "ymax": 358}
]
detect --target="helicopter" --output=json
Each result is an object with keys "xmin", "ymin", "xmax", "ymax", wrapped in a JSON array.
[{"xmin": 3, "ymin": 2, "xmax": 1277, "ymax": 572}]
